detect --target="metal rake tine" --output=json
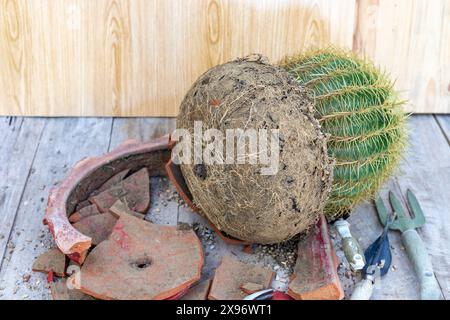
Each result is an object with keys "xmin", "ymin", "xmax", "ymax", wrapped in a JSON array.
[
  {"xmin": 407, "ymin": 189, "xmax": 426, "ymax": 228},
  {"xmin": 375, "ymin": 196, "xmax": 389, "ymax": 226}
]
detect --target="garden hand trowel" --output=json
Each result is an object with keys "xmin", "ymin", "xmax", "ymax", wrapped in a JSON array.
[{"xmin": 376, "ymin": 190, "xmax": 441, "ymax": 300}]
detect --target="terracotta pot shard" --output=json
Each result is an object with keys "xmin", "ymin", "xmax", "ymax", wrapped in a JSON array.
[
  {"xmin": 287, "ymin": 215, "xmax": 344, "ymax": 300},
  {"xmin": 95, "ymin": 169, "xmax": 130, "ymax": 194},
  {"xmin": 44, "ymin": 135, "xmax": 171, "ymax": 259},
  {"xmin": 78, "ymin": 213, "xmax": 203, "ymax": 300},
  {"xmin": 72, "ymin": 213, "xmax": 118, "ymax": 246},
  {"xmin": 109, "ymin": 200, "xmax": 145, "ymax": 220},
  {"xmin": 240, "ymin": 282, "xmax": 264, "ymax": 295},
  {"xmin": 180, "ymin": 279, "xmax": 212, "ymax": 300},
  {"xmin": 50, "ymin": 280, "xmax": 95, "ymax": 300},
  {"xmin": 32, "ymin": 248, "xmax": 66, "ymax": 277},
  {"xmin": 89, "ymin": 168, "xmax": 150, "ymax": 213},
  {"xmin": 208, "ymin": 256, "xmax": 274, "ymax": 300},
  {"xmin": 68, "ymin": 204, "xmax": 100, "ymax": 223}
]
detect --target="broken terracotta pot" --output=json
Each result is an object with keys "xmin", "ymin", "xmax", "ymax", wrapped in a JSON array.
[
  {"xmin": 50, "ymin": 280, "xmax": 95, "ymax": 300},
  {"xmin": 72, "ymin": 213, "xmax": 118, "ymax": 246},
  {"xmin": 32, "ymin": 248, "xmax": 66, "ymax": 277},
  {"xmin": 92, "ymin": 169, "xmax": 130, "ymax": 195},
  {"xmin": 165, "ymin": 158, "xmax": 250, "ymax": 245},
  {"xmin": 208, "ymin": 256, "xmax": 273, "ymax": 300},
  {"xmin": 68, "ymin": 204, "xmax": 100, "ymax": 223},
  {"xmin": 45, "ymin": 135, "xmax": 171, "ymax": 263},
  {"xmin": 89, "ymin": 168, "xmax": 150, "ymax": 213},
  {"xmin": 180, "ymin": 279, "xmax": 211, "ymax": 300},
  {"xmin": 240, "ymin": 282, "xmax": 264, "ymax": 295},
  {"xmin": 165, "ymin": 159, "xmax": 198, "ymax": 213},
  {"xmin": 288, "ymin": 215, "xmax": 344, "ymax": 300},
  {"xmin": 76, "ymin": 213, "xmax": 203, "ymax": 300},
  {"xmin": 109, "ymin": 200, "xmax": 145, "ymax": 220},
  {"xmin": 75, "ymin": 200, "xmax": 91, "ymax": 212}
]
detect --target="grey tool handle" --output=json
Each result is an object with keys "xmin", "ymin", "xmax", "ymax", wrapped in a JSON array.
[
  {"xmin": 350, "ymin": 279, "xmax": 374, "ymax": 300},
  {"xmin": 402, "ymin": 229, "xmax": 441, "ymax": 300}
]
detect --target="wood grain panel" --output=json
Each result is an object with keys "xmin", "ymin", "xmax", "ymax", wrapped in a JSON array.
[
  {"xmin": 6, "ymin": 1, "xmax": 450, "ymax": 115},
  {"xmin": 353, "ymin": 0, "xmax": 450, "ymax": 113},
  {"xmin": 0, "ymin": 0, "xmax": 355, "ymax": 116},
  {"xmin": 0, "ymin": 0, "xmax": 30, "ymax": 115}
]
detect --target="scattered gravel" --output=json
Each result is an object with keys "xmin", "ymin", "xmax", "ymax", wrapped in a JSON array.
[
  {"xmin": 254, "ymin": 236, "xmax": 300, "ymax": 275},
  {"xmin": 193, "ymin": 223, "xmax": 216, "ymax": 249}
]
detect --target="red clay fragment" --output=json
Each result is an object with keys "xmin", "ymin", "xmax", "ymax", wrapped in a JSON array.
[
  {"xmin": 165, "ymin": 287, "xmax": 190, "ymax": 300},
  {"xmin": 211, "ymin": 223, "xmax": 250, "ymax": 245},
  {"xmin": 240, "ymin": 282, "xmax": 264, "ymax": 295},
  {"xmin": 47, "ymin": 270, "xmax": 55, "ymax": 283},
  {"xmin": 89, "ymin": 168, "xmax": 150, "ymax": 213},
  {"xmin": 109, "ymin": 200, "xmax": 145, "ymax": 220},
  {"xmin": 208, "ymin": 256, "xmax": 273, "ymax": 300},
  {"xmin": 69, "ymin": 204, "xmax": 100, "ymax": 223},
  {"xmin": 95, "ymin": 169, "xmax": 130, "ymax": 194},
  {"xmin": 32, "ymin": 248, "xmax": 66, "ymax": 277},
  {"xmin": 242, "ymin": 245, "xmax": 254, "ymax": 254},
  {"xmin": 72, "ymin": 213, "xmax": 118, "ymax": 246},
  {"xmin": 165, "ymin": 159, "xmax": 199, "ymax": 213},
  {"xmin": 77, "ymin": 213, "xmax": 203, "ymax": 300},
  {"xmin": 51, "ymin": 280, "xmax": 95, "ymax": 300},
  {"xmin": 68, "ymin": 249, "xmax": 88, "ymax": 265},
  {"xmin": 181, "ymin": 280, "xmax": 211, "ymax": 300},
  {"xmin": 287, "ymin": 215, "xmax": 344, "ymax": 300},
  {"xmin": 75, "ymin": 200, "xmax": 91, "ymax": 212},
  {"xmin": 44, "ymin": 135, "xmax": 170, "ymax": 258}
]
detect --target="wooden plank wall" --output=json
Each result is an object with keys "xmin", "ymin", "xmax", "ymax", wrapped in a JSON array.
[
  {"xmin": 0, "ymin": 0, "xmax": 448, "ymax": 116},
  {"xmin": 353, "ymin": 0, "xmax": 450, "ymax": 114}
]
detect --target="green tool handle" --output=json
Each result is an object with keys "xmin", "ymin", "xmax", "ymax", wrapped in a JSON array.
[
  {"xmin": 341, "ymin": 237, "xmax": 365, "ymax": 271},
  {"xmin": 350, "ymin": 279, "xmax": 374, "ymax": 300},
  {"xmin": 402, "ymin": 229, "xmax": 442, "ymax": 300}
]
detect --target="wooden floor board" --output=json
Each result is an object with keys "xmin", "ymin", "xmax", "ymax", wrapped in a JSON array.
[
  {"xmin": 435, "ymin": 115, "xmax": 450, "ymax": 144},
  {"xmin": 0, "ymin": 118, "xmax": 113, "ymax": 300},
  {"xmin": 0, "ymin": 115, "xmax": 448, "ymax": 300},
  {"xmin": 392, "ymin": 116, "xmax": 450, "ymax": 299},
  {"xmin": 0, "ymin": 118, "xmax": 46, "ymax": 268}
]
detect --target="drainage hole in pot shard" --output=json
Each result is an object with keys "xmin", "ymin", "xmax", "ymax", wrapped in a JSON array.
[{"xmin": 130, "ymin": 258, "xmax": 152, "ymax": 270}]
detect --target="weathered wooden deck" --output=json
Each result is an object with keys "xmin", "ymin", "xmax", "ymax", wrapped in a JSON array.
[{"xmin": 0, "ymin": 115, "xmax": 449, "ymax": 300}]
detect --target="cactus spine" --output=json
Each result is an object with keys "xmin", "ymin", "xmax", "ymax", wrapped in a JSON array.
[{"xmin": 281, "ymin": 48, "xmax": 407, "ymax": 219}]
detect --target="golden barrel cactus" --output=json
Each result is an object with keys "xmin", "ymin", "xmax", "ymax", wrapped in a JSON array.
[{"xmin": 281, "ymin": 48, "xmax": 407, "ymax": 219}]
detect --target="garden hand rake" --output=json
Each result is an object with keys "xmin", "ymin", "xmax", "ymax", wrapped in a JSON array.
[{"xmin": 376, "ymin": 190, "xmax": 441, "ymax": 300}]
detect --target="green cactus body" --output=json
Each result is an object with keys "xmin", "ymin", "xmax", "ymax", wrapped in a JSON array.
[{"xmin": 281, "ymin": 48, "xmax": 407, "ymax": 219}]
